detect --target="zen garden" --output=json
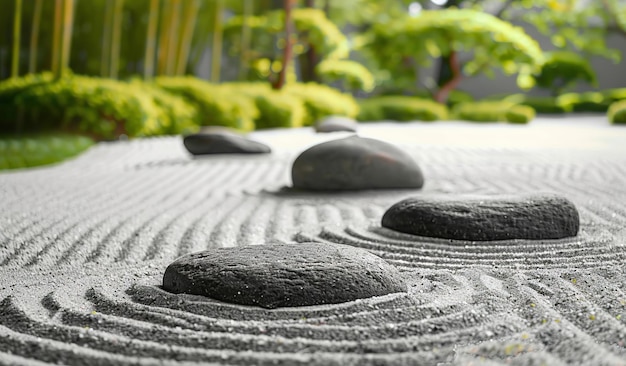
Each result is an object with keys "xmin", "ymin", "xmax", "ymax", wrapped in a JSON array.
[
  {"xmin": 5, "ymin": 2, "xmax": 626, "ymax": 365},
  {"xmin": 0, "ymin": 0, "xmax": 626, "ymax": 169}
]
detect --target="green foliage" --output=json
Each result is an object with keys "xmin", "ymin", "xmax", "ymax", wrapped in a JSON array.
[
  {"xmin": 447, "ymin": 90, "xmax": 474, "ymax": 107},
  {"xmin": 504, "ymin": 94, "xmax": 572, "ymax": 114},
  {"xmin": 608, "ymin": 100, "xmax": 626, "ymax": 124},
  {"xmin": 533, "ymin": 51, "xmax": 597, "ymax": 95},
  {"xmin": 225, "ymin": 8, "xmax": 349, "ymax": 60},
  {"xmin": 0, "ymin": 133, "xmax": 93, "ymax": 170},
  {"xmin": 366, "ymin": 9, "xmax": 544, "ymax": 93},
  {"xmin": 284, "ymin": 83, "xmax": 359, "ymax": 125},
  {"xmin": 602, "ymin": 88, "xmax": 626, "ymax": 104},
  {"xmin": 322, "ymin": 0, "xmax": 418, "ymax": 27},
  {"xmin": 505, "ymin": 105, "xmax": 536, "ymax": 124},
  {"xmin": 0, "ymin": 73, "xmax": 172, "ymax": 139},
  {"xmin": 558, "ymin": 92, "xmax": 610, "ymax": 113},
  {"xmin": 221, "ymin": 82, "xmax": 307, "ymax": 129},
  {"xmin": 511, "ymin": 0, "xmax": 621, "ymax": 63},
  {"xmin": 315, "ymin": 59, "xmax": 375, "ymax": 92},
  {"xmin": 254, "ymin": 92, "xmax": 306, "ymax": 129},
  {"xmin": 292, "ymin": 8, "xmax": 350, "ymax": 59},
  {"xmin": 129, "ymin": 80, "xmax": 199, "ymax": 134},
  {"xmin": 155, "ymin": 76, "xmax": 258, "ymax": 132},
  {"xmin": 357, "ymin": 96, "xmax": 448, "ymax": 122},
  {"xmin": 452, "ymin": 101, "xmax": 518, "ymax": 122},
  {"xmin": 224, "ymin": 8, "xmax": 369, "ymax": 84},
  {"xmin": 604, "ymin": 0, "xmax": 626, "ymax": 34},
  {"xmin": 0, "ymin": 72, "xmax": 55, "ymax": 126}
]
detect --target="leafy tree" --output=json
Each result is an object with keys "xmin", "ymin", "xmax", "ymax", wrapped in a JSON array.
[
  {"xmin": 224, "ymin": 6, "xmax": 373, "ymax": 90},
  {"xmin": 365, "ymin": 8, "xmax": 544, "ymax": 103},
  {"xmin": 315, "ymin": 59, "xmax": 375, "ymax": 91},
  {"xmin": 497, "ymin": 0, "xmax": 623, "ymax": 62},
  {"xmin": 532, "ymin": 51, "xmax": 597, "ymax": 96}
]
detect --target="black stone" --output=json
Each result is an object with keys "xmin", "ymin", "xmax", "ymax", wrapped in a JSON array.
[
  {"xmin": 162, "ymin": 242, "xmax": 406, "ymax": 309},
  {"xmin": 183, "ymin": 131, "xmax": 271, "ymax": 155},
  {"xmin": 314, "ymin": 116, "xmax": 358, "ymax": 133},
  {"xmin": 382, "ymin": 193, "xmax": 580, "ymax": 241},
  {"xmin": 292, "ymin": 136, "xmax": 424, "ymax": 191}
]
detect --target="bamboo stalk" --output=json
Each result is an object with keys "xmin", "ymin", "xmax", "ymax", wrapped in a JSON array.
[
  {"xmin": 156, "ymin": 0, "xmax": 172, "ymax": 75},
  {"xmin": 11, "ymin": 0, "xmax": 22, "ymax": 78},
  {"xmin": 52, "ymin": 0, "xmax": 63, "ymax": 77},
  {"xmin": 175, "ymin": 0, "xmax": 200, "ymax": 76},
  {"xmin": 28, "ymin": 0, "xmax": 43, "ymax": 74},
  {"xmin": 211, "ymin": 0, "xmax": 224, "ymax": 83},
  {"xmin": 144, "ymin": 0, "xmax": 160, "ymax": 80},
  {"xmin": 60, "ymin": 0, "xmax": 75, "ymax": 74},
  {"xmin": 110, "ymin": 0, "xmax": 125, "ymax": 79},
  {"xmin": 101, "ymin": 0, "xmax": 113, "ymax": 77},
  {"xmin": 238, "ymin": 0, "xmax": 253, "ymax": 80},
  {"xmin": 165, "ymin": 0, "xmax": 182, "ymax": 75}
]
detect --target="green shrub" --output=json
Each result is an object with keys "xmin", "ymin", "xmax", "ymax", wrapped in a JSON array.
[
  {"xmin": 452, "ymin": 101, "xmax": 516, "ymax": 122},
  {"xmin": 558, "ymin": 92, "xmax": 611, "ymax": 113},
  {"xmin": 255, "ymin": 92, "xmax": 306, "ymax": 129},
  {"xmin": 505, "ymin": 105, "xmax": 536, "ymax": 124},
  {"xmin": 602, "ymin": 88, "xmax": 626, "ymax": 104},
  {"xmin": 357, "ymin": 96, "xmax": 448, "ymax": 122},
  {"xmin": 608, "ymin": 100, "xmax": 626, "ymax": 124},
  {"xmin": 451, "ymin": 101, "xmax": 535, "ymax": 123},
  {"xmin": 0, "ymin": 73, "xmax": 167, "ymax": 139},
  {"xmin": 447, "ymin": 90, "xmax": 474, "ymax": 107},
  {"xmin": 129, "ymin": 80, "xmax": 199, "ymax": 134},
  {"xmin": 512, "ymin": 95, "xmax": 572, "ymax": 114},
  {"xmin": 0, "ymin": 133, "xmax": 94, "ymax": 170},
  {"xmin": 284, "ymin": 83, "xmax": 359, "ymax": 125},
  {"xmin": 221, "ymin": 82, "xmax": 307, "ymax": 129},
  {"xmin": 357, "ymin": 99, "xmax": 385, "ymax": 121},
  {"xmin": 155, "ymin": 77, "xmax": 258, "ymax": 131}
]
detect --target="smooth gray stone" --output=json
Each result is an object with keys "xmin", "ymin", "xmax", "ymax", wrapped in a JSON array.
[
  {"xmin": 162, "ymin": 242, "xmax": 406, "ymax": 309},
  {"xmin": 183, "ymin": 132, "xmax": 271, "ymax": 155},
  {"xmin": 382, "ymin": 193, "xmax": 580, "ymax": 241},
  {"xmin": 314, "ymin": 116, "xmax": 359, "ymax": 133},
  {"xmin": 292, "ymin": 136, "xmax": 424, "ymax": 191}
]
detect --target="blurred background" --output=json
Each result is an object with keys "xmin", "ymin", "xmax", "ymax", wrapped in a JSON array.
[{"xmin": 1, "ymin": 0, "xmax": 626, "ymax": 169}]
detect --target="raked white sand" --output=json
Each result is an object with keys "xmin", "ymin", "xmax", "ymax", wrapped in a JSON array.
[{"xmin": 2, "ymin": 116, "xmax": 626, "ymax": 365}]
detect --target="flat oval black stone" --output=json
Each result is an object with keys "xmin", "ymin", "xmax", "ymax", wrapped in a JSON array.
[
  {"xmin": 292, "ymin": 136, "xmax": 424, "ymax": 191},
  {"xmin": 162, "ymin": 242, "xmax": 406, "ymax": 308},
  {"xmin": 314, "ymin": 116, "xmax": 358, "ymax": 133},
  {"xmin": 382, "ymin": 193, "xmax": 580, "ymax": 241},
  {"xmin": 183, "ymin": 132, "xmax": 271, "ymax": 155}
]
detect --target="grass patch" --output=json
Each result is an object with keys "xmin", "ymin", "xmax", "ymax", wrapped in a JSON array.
[{"xmin": 0, "ymin": 133, "xmax": 94, "ymax": 170}]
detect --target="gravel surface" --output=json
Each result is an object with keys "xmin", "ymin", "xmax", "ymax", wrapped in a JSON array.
[{"xmin": 2, "ymin": 116, "xmax": 626, "ymax": 365}]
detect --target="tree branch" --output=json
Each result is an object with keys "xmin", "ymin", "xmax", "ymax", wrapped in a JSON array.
[{"xmin": 434, "ymin": 51, "xmax": 462, "ymax": 104}]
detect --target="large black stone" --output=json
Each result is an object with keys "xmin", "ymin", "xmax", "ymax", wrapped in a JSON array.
[
  {"xmin": 162, "ymin": 242, "xmax": 406, "ymax": 308},
  {"xmin": 314, "ymin": 116, "xmax": 358, "ymax": 133},
  {"xmin": 382, "ymin": 193, "xmax": 580, "ymax": 241},
  {"xmin": 292, "ymin": 136, "xmax": 424, "ymax": 191},
  {"xmin": 183, "ymin": 131, "xmax": 271, "ymax": 155}
]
